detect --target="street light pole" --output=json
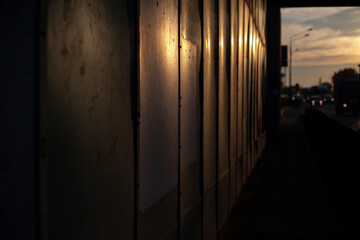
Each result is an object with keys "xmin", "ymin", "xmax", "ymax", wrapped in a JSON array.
[{"xmin": 289, "ymin": 28, "xmax": 312, "ymax": 97}]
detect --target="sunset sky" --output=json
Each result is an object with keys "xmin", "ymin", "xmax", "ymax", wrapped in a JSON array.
[{"xmin": 281, "ymin": 7, "xmax": 360, "ymax": 88}]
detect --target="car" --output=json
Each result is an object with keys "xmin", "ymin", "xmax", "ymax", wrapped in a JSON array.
[
  {"xmin": 323, "ymin": 94, "xmax": 334, "ymax": 104},
  {"xmin": 310, "ymin": 95, "xmax": 323, "ymax": 107},
  {"xmin": 287, "ymin": 95, "xmax": 305, "ymax": 107}
]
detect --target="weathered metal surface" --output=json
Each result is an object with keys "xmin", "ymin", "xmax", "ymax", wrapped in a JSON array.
[
  {"xmin": 39, "ymin": 1, "xmax": 268, "ymax": 239},
  {"xmin": 139, "ymin": 0, "xmax": 178, "ymax": 239},
  {"xmin": 243, "ymin": 2, "xmax": 251, "ymax": 180},
  {"xmin": 241, "ymin": 2, "xmax": 248, "ymax": 184},
  {"xmin": 180, "ymin": 0, "xmax": 202, "ymax": 239},
  {"xmin": 139, "ymin": 0, "xmax": 179, "ymax": 209},
  {"xmin": 45, "ymin": 1, "xmax": 135, "ymax": 239},
  {"xmin": 203, "ymin": 0, "xmax": 217, "ymax": 238},
  {"xmin": 237, "ymin": 0, "xmax": 245, "ymax": 195},
  {"xmin": 139, "ymin": 188, "xmax": 178, "ymax": 240},
  {"xmin": 218, "ymin": 0, "xmax": 230, "ymax": 231},
  {"xmin": 229, "ymin": 0, "xmax": 238, "ymax": 210},
  {"xmin": 218, "ymin": 0, "xmax": 230, "ymax": 182},
  {"xmin": 249, "ymin": 17, "xmax": 255, "ymax": 173}
]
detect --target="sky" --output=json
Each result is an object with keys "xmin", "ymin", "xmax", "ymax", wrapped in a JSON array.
[{"xmin": 281, "ymin": 7, "xmax": 360, "ymax": 88}]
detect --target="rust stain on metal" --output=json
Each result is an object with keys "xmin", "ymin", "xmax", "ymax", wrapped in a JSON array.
[
  {"xmin": 80, "ymin": 63, "xmax": 85, "ymax": 76},
  {"xmin": 60, "ymin": 46, "xmax": 68, "ymax": 57}
]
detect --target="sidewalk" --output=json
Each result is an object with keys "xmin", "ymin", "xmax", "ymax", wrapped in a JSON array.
[{"xmin": 220, "ymin": 106, "xmax": 336, "ymax": 240}]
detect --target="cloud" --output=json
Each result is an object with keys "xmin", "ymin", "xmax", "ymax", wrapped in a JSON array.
[
  {"xmin": 293, "ymin": 34, "xmax": 360, "ymax": 66},
  {"xmin": 281, "ymin": 7, "xmax": 360, "ymax": 67},
  {"xmin": 281, "ymin": 23, "xmax": 341, "ymax": 44},
  {"xmin": 281, "ymin": 7, "xmax": 353, "ymax": 25},
  {"xmin": 302, "ymin": 8, "xmax": 360, "ymax": 34}
]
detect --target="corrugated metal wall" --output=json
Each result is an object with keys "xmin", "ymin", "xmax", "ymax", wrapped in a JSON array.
[
  {"xmin": 39, "ymin": 0, "xmax": 267, "ymax": 239},
  {"xmin": 137, "ymin": 1, "xmax": 267, "ymax": 239},
  {"xmin": 9, "ymin": 0, "xmax": 360, "ymax": 240}
]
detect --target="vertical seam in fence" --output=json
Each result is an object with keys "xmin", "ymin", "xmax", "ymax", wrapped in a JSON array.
[
  {"xmin": 215, "ymin": 0, "xmax": 220, "ymax": 236},
  {"xmin": 133, "ymin": 0, "xmax": 140, "ymax": 239},
  {"xmin": 235, "ymin": 0, "xmax": 239, "ymax": 200},
  {"xmin": 199, "ymin": 0, "xmax": 204, "ymax": 239},
  {"xmin": 227, "ymin": 0, "xmax": 231, "ymax": 216},
  {"xmin": 240, "ymin": 0, "xmax": 245, "ymax": 189},
  {"xmin": 177, "ymin": 0, "xmax": 181, "ymax": 239}
]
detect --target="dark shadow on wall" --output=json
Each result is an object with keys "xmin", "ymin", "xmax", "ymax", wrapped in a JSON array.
[{"xmin": 0, "ymin": 1, "xmax": 38, "ymax": 239}]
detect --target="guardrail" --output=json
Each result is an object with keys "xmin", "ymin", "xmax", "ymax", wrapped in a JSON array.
[{"xmin": 303, "ymin": 107, "xmax": 360, "ymax": 236}]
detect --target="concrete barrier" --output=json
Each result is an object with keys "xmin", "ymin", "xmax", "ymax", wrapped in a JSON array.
[{"xmin": 303, "ymin": 107, "xmax": 360, "ymax": 236}]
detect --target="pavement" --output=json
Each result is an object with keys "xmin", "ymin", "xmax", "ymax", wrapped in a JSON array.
[{"xmin": 220, "ymin": 106, "xmax": 339, "ymax": 240}]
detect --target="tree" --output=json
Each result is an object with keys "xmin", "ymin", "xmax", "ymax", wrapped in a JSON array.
[
  {"xmin": 321, "ymin": 82, "xmax": 332, "ymax": 93},
  {"xmin": 332, "ymin": 68, "xmax": 359, "ymax": 83}
]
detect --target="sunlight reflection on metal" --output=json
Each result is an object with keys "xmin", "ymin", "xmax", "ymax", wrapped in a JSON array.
[
  {"xmin": 249, "ymin": 33, "xmax": 252, "ymax": 49},
  {"xmin": 139, "ymin": 0, "xmax": 179, "ymax": 210},
  {"xmin": 253, "ymin": 35, "xmax": 256, "ymax": 52}
]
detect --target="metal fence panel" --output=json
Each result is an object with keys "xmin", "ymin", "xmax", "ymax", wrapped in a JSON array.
[
  {"xmin": 139, "ymin": 0, "xmax": 179, "ymax": 239},
  {"xmin": 203, "ymin": 0, "xmax": 218, "ymax": 239},
  {"xmin": 218, "ymin": 0, "xmax": 230, "ymax": 231},
  {"xmin": 180, "ymin": 0, "xmax": 202, "ymax": 239},
  {"xmin": 45, "ymin": 1, "xmax": 135, "ymax": 239},
  {"xmin": 243, "ymin": 2, "xmax": 251, "ymax": 180},
  {"xmin": 229, "ymin": 0, "xmax": 239, "ymax": 211},
  {"xmin": 237, "ymin": 0, "xmax": 245, "ymax": 195}
]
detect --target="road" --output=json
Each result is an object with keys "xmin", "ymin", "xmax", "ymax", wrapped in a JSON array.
[{"xmin": 311, "ymin": 103, "xmax": 360, "ymax": 131}]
